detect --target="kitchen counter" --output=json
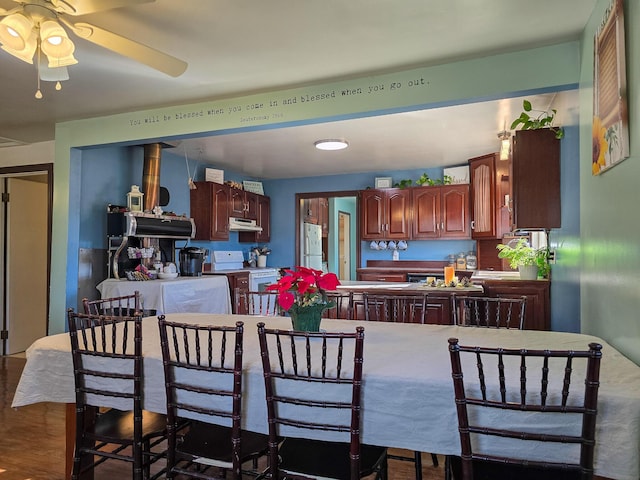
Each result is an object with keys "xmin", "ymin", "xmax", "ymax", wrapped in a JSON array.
[
  {"xmin": 96, "ymin": 276, "xmax": 232, "ymax": 315},
  {"xmin": 335, "ymin": 280, "xmax": 483, "ymax": 326},
  {"xmin": 336, "ymin": 280, "xmax": 483, "ymax": 293}
]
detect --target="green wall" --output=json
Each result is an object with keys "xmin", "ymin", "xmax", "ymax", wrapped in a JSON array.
[{"xmin": 579, "ymin": 0, "xmax": 640, "ymax": 364}]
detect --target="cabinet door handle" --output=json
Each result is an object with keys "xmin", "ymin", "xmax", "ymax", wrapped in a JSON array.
[{"xmin": 471, "ymin": 220, "xmax": 475, "ymax": 230}]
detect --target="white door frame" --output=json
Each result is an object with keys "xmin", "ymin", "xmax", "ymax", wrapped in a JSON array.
[{"xmin": 0, "ymin": 164, "xmax": 52, "ymax": 355}]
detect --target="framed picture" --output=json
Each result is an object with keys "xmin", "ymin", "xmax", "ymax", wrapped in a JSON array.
[
  {"xmin": 243, "ymin": 180, "xmax": 264, "ymax": 195},
  {"xmin": 592, "ymin": 0, "xmax": 629, "ymax": 175},
  {"xmin": 375, "ymin": 177, "xmax": 393, "ymax": 188}
]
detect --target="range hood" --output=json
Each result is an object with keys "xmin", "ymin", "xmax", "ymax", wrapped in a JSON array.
[
  {"xmin": 228, "ymin": 217, "xmax": 262, "ymax": 232},
  {"xmin": 124, "ymin": 211, "xmax": 195, "ymax": 239}
]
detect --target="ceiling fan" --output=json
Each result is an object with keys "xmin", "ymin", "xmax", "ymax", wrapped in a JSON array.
[{"xmin": 0, "ymin": 0, "xmax": 187, "ymax": 95}]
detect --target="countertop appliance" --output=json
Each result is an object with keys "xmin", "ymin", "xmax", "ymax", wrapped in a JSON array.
[
  {"xmin": 179, "ymin": 247, "xmax": 207, "ymax": 276},
  {"xmin": 302, "ymin": 222, "xmax": 323, "ymax": 270}
]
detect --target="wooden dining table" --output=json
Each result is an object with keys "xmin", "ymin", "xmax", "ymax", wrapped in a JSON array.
[{"xmin": 12, "ymin": 313, "xmax": 640, "ymax": 480}]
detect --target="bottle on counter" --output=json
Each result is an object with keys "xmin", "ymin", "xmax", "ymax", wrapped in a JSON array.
[
  {"xmin": 448, "ymin": 254, "xmax": 456, "ymax": 267},
  {"xmin": 466, "ymin": 251, "xmax": 477, "ymax": 270},
  {"xmin": 456, "ymin": 252, "xmax": 466, "ymax": 270}
]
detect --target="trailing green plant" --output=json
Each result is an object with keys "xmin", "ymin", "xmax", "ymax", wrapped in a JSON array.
[
  {"xmin": 415, "ymin": 173, "xmax": 453, "ymax": 186},
  {"xmin": 510, "ymin": 99, "xmax": 564, "ymax": 139},
  {"xmin": 394, "ymin": 179, "xmax": 413, "ymax": 188},
  {"xmin": 496, "ymin": 237, "xmax": 549, "ymax": 275}
]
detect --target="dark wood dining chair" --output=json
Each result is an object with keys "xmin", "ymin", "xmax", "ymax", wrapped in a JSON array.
[
  {"xmin": 234, "ymin": 288, "xmax": 282, "ymax": 316},
  {"xmin": 82, "ymin": 291, "xmax": 142, "ymax": 316},
  {"xmin": 67, "ymin": 309, "xmax": 167, "ymax": 480},
  {"xmin": 362, "ymin": 291, "xmax": 437, "ymax": 478},
  {"xmin": 362, "ymin": 292, "xmax": 429, "ymax": 323},
  {"xmin": 158, "ymin": 316, "xmax": 268, "ymax": 479},
  {"xmin": 446, "ymin": 338, "xmax": 603, "ymax": 480},
  {"xmin": 451, "ymin": 295, "xmax": 527, "ymax": 329},
  {"xmin": 323, "ymin": 290, "xmax": 354, "ymax": 319},
  {"xmin": 256, "ymin": 322, "xmax": 388, "ymax": 480}
]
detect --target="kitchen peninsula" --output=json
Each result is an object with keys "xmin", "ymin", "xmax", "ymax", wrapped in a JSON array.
[{"xmin": 353, "ymin": 260, "xmax": 550, "ymax": 330}]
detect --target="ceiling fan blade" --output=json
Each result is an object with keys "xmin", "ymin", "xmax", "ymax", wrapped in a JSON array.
[
  {"xmin": 0, "ymin": 6, "xmax": 21, "ymax": 17},
  {"xmin": 63, "ymin": 20, "xmax": 187, "ymax": 77},
  {"xmin": 50, "ymin": 0, "xmax": 155, "ymax": 16}
]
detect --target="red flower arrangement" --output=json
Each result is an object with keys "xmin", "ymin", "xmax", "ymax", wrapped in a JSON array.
[{"xmin": 266, "ymin": 266, "xmax": 340, "ymax": 312}]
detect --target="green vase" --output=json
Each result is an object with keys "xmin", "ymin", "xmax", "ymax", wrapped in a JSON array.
[{"xmin": 289, "ymin": 304, "xmax": 328, "ymax": 332}]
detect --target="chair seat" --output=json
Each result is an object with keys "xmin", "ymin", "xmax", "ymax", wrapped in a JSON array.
[
  {"xmin": 91, "ymin": 408, "xmax": 167, "ymax": 441},
  {"xmin": 448, "ymin": 455, "xmax": 584, "ymax": 480},
  {"xmin": 178, "ymin": 421, "xmax": 269, "ymax": 466},
  {"xmin": 278, "ymin": 437, "xmax": 387, "ymax": 479}
]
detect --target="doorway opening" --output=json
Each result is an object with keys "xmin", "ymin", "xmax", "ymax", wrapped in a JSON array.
[
  {"xmin": 295, "ymin": 191, "xmax": 359, "ymax": 281},
  {"xmin": 0, "ymin": 164, "xmax": 52, "ymax": 355}
]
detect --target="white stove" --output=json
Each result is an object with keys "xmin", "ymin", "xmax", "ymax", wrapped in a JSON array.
[{"xmin": 210, "ymin": 250, "xmax": 278, "ymax": 291}]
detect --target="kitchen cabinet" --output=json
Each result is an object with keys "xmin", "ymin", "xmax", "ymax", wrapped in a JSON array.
[
  {"xmin": 319, "ymin": 197, "xmax": 329, "ymax": 237},
  {"xmin": 302, "ymin": 198, "xmax": 319, "ymax": 224},
  {"xmin": 207, "ymin": 271, "xmax": 250, "ymax": 314},
  {"xmin": 357, "ymin": 272, "xmax": 406, "ymax": 282},
  {"xmin": 412, "ymin": 185, "xmax": 470, "ymax": 239},
  {"xmin": 476, "ymin": 279, "xmax": 550, "ymax": 331},
  {"xmin": 303, "ymin": 197, "xmax": 329, "ymax": 236},
  {"xmin": 511, "ymin": 129, "xmax": 561, "ymax": 229},
  {"xmin": 190, "ymin": 181, "xmax": 230, "ymax": 241},
  {"xmin": 425, "ymin": 297, "xmax": 452, "ymax": 325},
  {"xmin": 469, "ymin": 152, "xmax": 510, "ymax": 239},
  {"xmin": 239, "ymin": 194, "xmax": 271, "ymax": 243},
  {"xmin": 230, "ymin": 188, "xmax": 258, "ymax": 221},
  {"xmin": 360, "ymin": 188, "xmax": 411, "ymax": 240}
]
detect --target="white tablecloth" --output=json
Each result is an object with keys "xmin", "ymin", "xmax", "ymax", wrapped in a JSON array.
[
  {"xmin": 12, "ymin": 315, "xmax": 640, "ymax": 480},
  {"xmin": 96, "ymin": 276, "xmax": 231, "ymax": 315}
]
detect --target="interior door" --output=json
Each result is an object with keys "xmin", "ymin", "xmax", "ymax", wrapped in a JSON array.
[
  {"xmin": 338, "ymin": 211, "xmax": 351, "ymax": 280},
  {"xmin": 3, "ymin": 176, "xmax": 48, "ymax": 354}
]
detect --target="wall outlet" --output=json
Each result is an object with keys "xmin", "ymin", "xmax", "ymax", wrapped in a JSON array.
[{"xmin": 548, "ymin": 249, "xmax": 556, "ymax": 264}]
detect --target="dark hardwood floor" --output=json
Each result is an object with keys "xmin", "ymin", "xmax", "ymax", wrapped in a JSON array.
[{"xmin": 1, "ymin": 355, "xmax": 445, "ymax": 479}]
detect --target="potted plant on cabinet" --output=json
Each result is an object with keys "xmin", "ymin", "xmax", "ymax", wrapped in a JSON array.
[
  {"xmin": 496, "ymin": 238, "xmax": 549, "ymax": 280},
  {"xmin": 510, "ymin": 99, "xmax": 564, "ymax": 139}
]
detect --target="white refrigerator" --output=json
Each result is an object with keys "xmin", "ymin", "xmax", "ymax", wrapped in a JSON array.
[{"xmin": 302, "ymin": 222, "xmax": 323, "ymax": 270}]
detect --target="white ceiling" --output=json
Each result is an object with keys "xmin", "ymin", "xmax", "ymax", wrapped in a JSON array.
[{"xmin": 0, "ymin": 0, "xmax": 593, "ymax": 178}]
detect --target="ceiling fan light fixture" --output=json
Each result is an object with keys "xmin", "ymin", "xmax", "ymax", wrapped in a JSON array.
[
  {"xmin": 314, "ymin": 139, "xmax": 349, "ymax": 151},
  {"xmin": 0, "ymin": 13, "xmax": 34, "ymax": 51},
  {"xmin": 40, "ymin": 20, "xmax": 76, "ymax": 65},
  {"xmin": 1, "ymin": 41, "xmax": 37, "ymax": 63}
]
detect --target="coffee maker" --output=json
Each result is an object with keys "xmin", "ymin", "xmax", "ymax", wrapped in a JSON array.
[{"xmin": 179, "ymin": 247, "xmax": 207, "ymax": 276}]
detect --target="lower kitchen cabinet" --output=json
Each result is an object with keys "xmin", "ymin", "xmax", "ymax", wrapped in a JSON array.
[
  {"xmin": 478, "ymin": 280, "xmax": 550, "ymax": 331},
  {"xmin": 425, "ymin": 296, "xmax": 451, "ymax": 325},
  {"xmin": 207, "ymin": 271, "xmax": 249, "ymax": 314},
  {"xmin": 357, "ymin": 272, "xmax": 407, "ymax": 282}
]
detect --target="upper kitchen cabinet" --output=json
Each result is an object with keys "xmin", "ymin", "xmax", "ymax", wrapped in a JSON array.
[
  {"xmin": 469, "ymin": 153, "xmax": 511, "ymax": 239},
  {"xmin": 239, "ymin": 194, "xmax": 271, "ymax": 243},
  {"xmin": 229, "ymin": 188, "xmax": 258, "ymax": 221},
  {"xmin": 360, "ymin": 188, "xmax": 411, "ymax": 240},
  {"xmin": 190, "ymin": 181, "xmax": 230, "ymax": 241},
  {"xmin": 412, "ymin": 185, "xmax": 470, "ymax": 239},
  {"xmin": 511, "ymin": 129, "xmax": 561, "ymax": 229},
  {"xmin": 302, "ymin": 197, "xmax": 328, "ymax": 236}
]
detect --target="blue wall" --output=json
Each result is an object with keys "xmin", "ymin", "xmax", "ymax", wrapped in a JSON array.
[{"xmin": 77, "ymin": 129, "xmax": 579, "ymax": 332}]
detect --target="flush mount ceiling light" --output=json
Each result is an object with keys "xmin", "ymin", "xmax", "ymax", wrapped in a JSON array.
[
  {"xmin": 497, "ymin": 129, "xmax": 511, "ymax": 161},
  {"xmin": 314, "ymin": 139, "xmax": 349, "ymax": 151}
]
